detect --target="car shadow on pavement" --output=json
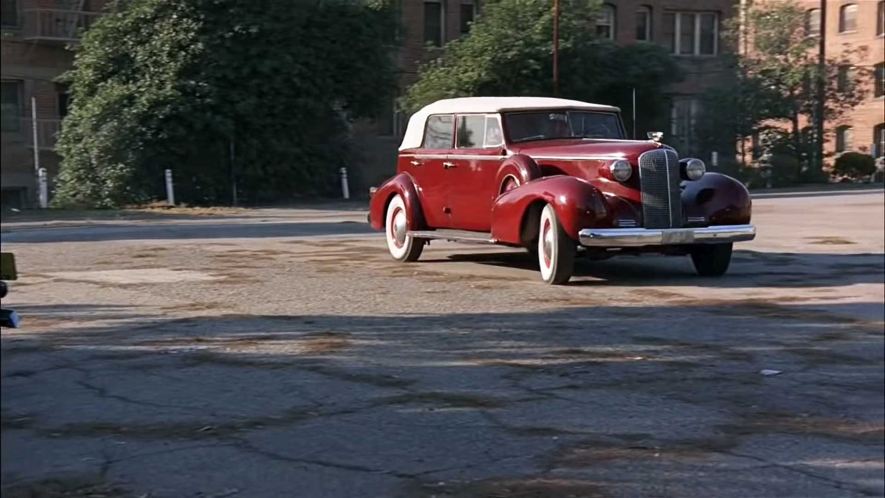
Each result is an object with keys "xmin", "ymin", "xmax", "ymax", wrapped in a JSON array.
[
  {"xmin": 2, "ymin": 302, "xmax": 883, "ymax": 496},
  {"xmin": 432, "ymin": 249, "xmax": 885, "ymax": 288}
]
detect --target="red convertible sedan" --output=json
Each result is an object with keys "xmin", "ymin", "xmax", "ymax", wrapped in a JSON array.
[{"xmin": 368, "ymin": 97, "xmax": 755, "ymax": 284}]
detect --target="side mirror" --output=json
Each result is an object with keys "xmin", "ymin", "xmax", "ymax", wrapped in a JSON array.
[{"xmin": 647, "ymin": 131, "xmax": 664, "ymax": 142}]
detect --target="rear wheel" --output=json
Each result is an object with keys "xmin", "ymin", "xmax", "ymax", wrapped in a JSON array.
[
  {"xmin": 537, "ymin": 204, "xmax": 576, "ymax": 284},
  {"xmin": 690, "ymin": 243, "xmax": 733, "ymax": 276},
  {"xmin": 500, "ymin": 175, "xmax": 520, "ymax": 195},
  {"xmin": 385, "ymin": 194, "xmax": 424, "ymax": 262}
]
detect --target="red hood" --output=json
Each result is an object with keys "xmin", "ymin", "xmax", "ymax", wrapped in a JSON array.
[{"xmin": 509, "ymin": 139, "xmax": 665, "ymax": 161}]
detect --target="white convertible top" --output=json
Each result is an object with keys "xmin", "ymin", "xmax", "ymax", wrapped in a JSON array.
[{"xmin": 399, "ymin": 97, "xmax": 620, "ymax": 150}]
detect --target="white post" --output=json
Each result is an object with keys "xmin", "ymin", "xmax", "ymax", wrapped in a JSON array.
[
  {"xmin": 31, "ymin": 97, "xmax": 43, "ymax": 208},
  {"xmin": 631, "ymin": 88, "xmax": 637, "ymax": 140},
  {"xmin": 711, "ymin": 151, "xmax": 719, "ymax": 167},
  {"xmin": 37, "ymin": 168, "xmax": 48, "ymax": 208},
  {"xmin": 340, "ymin": 167, "xmax": 350, "ymax": 200},
  {"xmin": 164, "ymin": 169, "xmax": 175, "ymax": 206}
]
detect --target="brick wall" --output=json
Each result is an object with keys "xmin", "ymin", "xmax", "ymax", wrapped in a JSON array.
[
  {"xmin": 1, "ymin": 0, "xmax": 109, "ymax": 207},
  {"xmin": 750, "ymin": 0, "xmax": 884, "ymax": 162},
  {"xmin": 354, "ymin": 0, "xmax": 739, "ymax": 189}
]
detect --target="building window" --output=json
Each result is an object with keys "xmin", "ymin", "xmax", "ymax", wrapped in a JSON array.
[
  {"xmin": 876, "ymin": 63, "xmax": 885, "ymax": 98},
  {"xmin": 1, "ymin": 0, "xmax": 18, "ymax": 28},
  {"xmin": 878, "ymin": 1, "xmax": 884, "ymax": 36},
  {"xmin": 424, "ymin": 0, "xmax": 444, "ymax": 47},
  {"xmin": 460, "ymin": 0, "xmax": 476, "ymax": 35},
  {"xmin": 1, "ymin": 80, "xmax": 21, "ymax": 132},
  {"xmin": 837, "ymin": 65, "xmax": 855, "ymax": 92},
  {"xmin": 670, "ymin": 98, "xmax": 700, "ymax": 141},
  {"xmin": 836, "ymin": 126, "xmax": 853, "ymax": 153},
  {"xmin": 376, "ymin": 95, "xmax": 404, "ymax": 137},
  {"xmin": 874, "ymin": 123, "xmax": 885, "ymax": 157},
  {"xmin": 839, "ymin": 4, "xmax": 857, "ymax": 33},
  {"xmin": 806, "ymin": 8, "xmax": 821, "ymax": 36},
  {"xmin": 423, "ymin": 114, "xmax": 454, "ymax": 149},
  {"xmin": 597, "ymin": 4, "xmax": 615, "ymax": 40},
  {"xmin": 664, "ymin": 12, "xmax": 718, "ymax": 56},
  {"xmin": 57, "ymin": 88, "xmax": 71, "ymax": 118},
  {"xmin": 636, "ymin": 6, "xmax": 651, "ymax": 41}
]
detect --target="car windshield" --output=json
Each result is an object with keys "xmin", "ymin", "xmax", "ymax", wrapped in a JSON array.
[{"xmin": 503, "ymin": 110, "xmax": 624, "ymax": 142}]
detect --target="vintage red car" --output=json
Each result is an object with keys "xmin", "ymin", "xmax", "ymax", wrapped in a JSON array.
[{"xmin": 368, "ymin": 97, "xmax": 755, "ymax": 284}]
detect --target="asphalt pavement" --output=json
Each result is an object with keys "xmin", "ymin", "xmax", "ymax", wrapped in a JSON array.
[{"xmin": 1, "ymin": 191, "xmax": 883, "ymax": 498}]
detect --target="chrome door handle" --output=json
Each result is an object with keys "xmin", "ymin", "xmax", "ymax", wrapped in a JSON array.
[
  {"xmin": 409, "ymin": 160, "xmax": 422, "ymax": 166},
  {"xmin": 443, "ymin": 161, "xmax": 456, "ymax": 169}
]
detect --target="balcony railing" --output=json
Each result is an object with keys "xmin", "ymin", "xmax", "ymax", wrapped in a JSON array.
[
  {"xmin": 21, "ymin": 118, "xmax": 62, "ymax": 150},
  {"xmin": 22, "ymin": 9, "xmax": 101, "ymax": 43}
]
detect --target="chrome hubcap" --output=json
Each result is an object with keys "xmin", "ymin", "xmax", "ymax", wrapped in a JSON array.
[
  {"xmin": 542, "ymin": 221, "xmax": 553, "ymax": 267},
  {"xmin": 393, "ymin": 210, "xmax": 407, "ymax": 246}
]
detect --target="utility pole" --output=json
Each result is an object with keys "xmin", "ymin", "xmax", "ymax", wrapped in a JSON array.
[
  {"xmin": 30, "ymin": 97, "xmax": 47, "ymax": 208},
  {"xmin": 229, "ymin": 139, "xmax": 238, "ymax": 206},
  {"xmin": 552, "ymin": 0, "xmax": 559, "ymax": 96},
  {"xmin": 815, "ymin": 0, "xmax": 827, "ymax": 175}
]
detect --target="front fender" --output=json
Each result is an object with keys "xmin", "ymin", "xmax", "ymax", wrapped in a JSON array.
[
  {"xmin": 682, "ymin": 172, "xmax": 752, "ymax": 225},
  {"xmin": 490, "ymin": 176, "xmax": 611, "ymax": 244},
  {"xmin": 368, "ymin": 173, "xmax": 426, "ymax": 231}
]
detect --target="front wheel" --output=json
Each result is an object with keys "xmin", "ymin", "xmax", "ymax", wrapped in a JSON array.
[
  {"xmin": 385, "ymin": 194, "xmax": 424, "ymax": 262},
  {"xmin": 538, "ymin": 204, "xmax": 576, "ymax": 284},
  {"xmin": 690, "ymin": 243, "xmax": 733, "ymax": 276}
]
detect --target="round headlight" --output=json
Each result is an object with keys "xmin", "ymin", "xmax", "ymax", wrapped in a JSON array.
[
  {"xmin": 609, "ymin": 160, "xmax": 632, "ymax": 182},
  {"xmin": 685, "ymin": 158, "xmax": 706, "ymax": 181}
]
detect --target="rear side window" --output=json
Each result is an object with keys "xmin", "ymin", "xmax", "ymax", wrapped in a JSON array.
[
  {"xmin": 423, "ymin": 114, "xmax": 454, "ymax": 149},
  {"xmin": 456, "ymin": 115, "xmax": 485, "ymax": 148}
]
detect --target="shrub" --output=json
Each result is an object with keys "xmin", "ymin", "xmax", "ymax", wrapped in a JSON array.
[
  {"xmin": 54, "ymin": 0, "xmax": 399, "ymax": 208},
  {"xmin": 833, "ymin": 152, "xmax": 876, "ymax": 179}
]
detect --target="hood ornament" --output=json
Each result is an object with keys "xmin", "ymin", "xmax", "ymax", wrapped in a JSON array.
[{"xmin": 647, "ymin": 131, "xmax": 664, "ymax": 143}]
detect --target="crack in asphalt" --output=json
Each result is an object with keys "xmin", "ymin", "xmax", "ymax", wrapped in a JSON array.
[{"xmin": 721, "ymin": 449, "xmax": 881, "ymax": 497}]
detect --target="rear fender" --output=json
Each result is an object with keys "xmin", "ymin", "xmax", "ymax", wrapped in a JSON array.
[
  {"xmin": 493, "ymin": 154, "xmax": 542, "ymax": 194},
  {"xmin": 491, "ymin": 176, "xmax": 611, "ymax": 244},
  {"xmin": 681, "ymin": 173, "xmax": 752, "ymax": 225},
  {"xmin": 368, "ymin": 173, "xmax": 425, "ymax": 231}
]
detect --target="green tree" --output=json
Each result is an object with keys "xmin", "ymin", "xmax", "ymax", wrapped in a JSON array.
[
  {"xmin": 403, "ymin": 0, "xmax": 681, "ymax": 137},
  {"xmin": 698, "ymin": 0, "xmax": 870, "ymax": 181},
  {"xmin": 54, "ymin": 0, "xmax": 399, "ymax": 208}
]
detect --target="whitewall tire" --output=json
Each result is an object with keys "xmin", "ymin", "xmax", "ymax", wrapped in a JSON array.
[
  {"xmin": 537, "ymin": 204, "xmax": 576, "ymax": 284},
  {"xmin": 385, "ymin": 194, "xmax": 424, "ymax": 262}
]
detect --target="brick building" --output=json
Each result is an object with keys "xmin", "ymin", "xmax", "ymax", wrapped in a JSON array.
[
  {"xmin": 1, "ymin": 0, "xmax": 107, "ymax": 208},
  {"xmin": 2, "ymin": 0, "xmax": 788, "ymax": 207},
  {"xmin": 783, "ymin": 0, "xmax": 883, "ymax": 160},
  {"xmin": 355, "ymin": 0, "xmax": 738, "ymax": 188}
]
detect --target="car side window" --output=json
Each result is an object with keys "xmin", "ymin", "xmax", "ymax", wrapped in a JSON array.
[
  {"xmin": 484, "ymin": 115, "xmax": 504, "ymax": 147},
  {"xmin": 423, "ymin": 114, "xmax": 454, "ymax": 149},
  {"xmin": 456, "ymin": 115, "xmax": 485, "ymax": 148}
]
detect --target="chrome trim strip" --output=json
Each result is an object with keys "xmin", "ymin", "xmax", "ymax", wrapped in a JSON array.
[
  {"xmin": 403, "ymin": 154, "xmax": 506, "ymax": 161},
  {"xmin": 528, "ymin": 155, "xmax": 625, "ymax": 161},
  {"xmin": 402, "ymin": 153, "xmax": 622, "ymax": 161},
  {"xmin": 664, "ymin": 149, "xmax": 673, "ymax": 227},
  {"xmin": 408, "ymin": 229, "xmax": 497, "ymax": 244},
  {"xmin": 578, "ymin": 225, "xmax": 756, "ymax": 247}
]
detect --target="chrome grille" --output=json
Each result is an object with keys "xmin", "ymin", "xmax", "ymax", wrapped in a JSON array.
[{"xmin": 638, "ymin": 148, "xmax": 683, "ymax": 229}]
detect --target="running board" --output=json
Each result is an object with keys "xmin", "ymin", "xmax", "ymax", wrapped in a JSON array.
[{"xmin": 408, "ymin": 229, "xmax": 497, "ymax": 244}]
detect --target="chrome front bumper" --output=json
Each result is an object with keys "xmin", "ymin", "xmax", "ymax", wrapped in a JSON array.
[{"xmin": 578, "ymin": 224, "xmax": 756, "ymax": 247}]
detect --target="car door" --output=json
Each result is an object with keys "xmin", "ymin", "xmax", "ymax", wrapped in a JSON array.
[
  {"xmin": 447, "ymin": 114, "xmax": 507, "ymax": 232},
  {"xmin": 410, "ymin": 113, "xmax": 455, "ymax": 228}
]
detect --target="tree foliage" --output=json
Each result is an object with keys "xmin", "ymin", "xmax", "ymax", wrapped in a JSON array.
[
  {"xmin": 54, "ymin": 0, "xmax": 399, "ymax": 207},
  {"xmin": 698, "ymin": 0, "xmax": 871, "ymax": 179},
  {"xmin": 403, "ymin": 0, "xmax": 681, "ymax": 137}
]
